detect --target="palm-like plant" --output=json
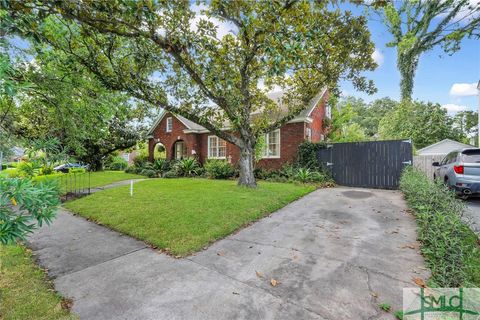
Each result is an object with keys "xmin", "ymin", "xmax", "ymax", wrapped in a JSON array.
[{"xmin": 175, "ymin": 158, "xmax": 199, "ymax": 177}]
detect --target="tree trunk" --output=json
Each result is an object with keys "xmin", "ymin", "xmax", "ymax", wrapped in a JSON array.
[{"xmin": 237, "ymin": 145, "xmax": 257, "ymax": 188}]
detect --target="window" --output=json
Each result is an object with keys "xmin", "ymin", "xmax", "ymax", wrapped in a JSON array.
[
  {"xmin": 262, "ymin": 129, "xmax": 280, "ymax": 158},
  {"xmin": 461, "ymin": 150, "xmax": 480, "ymax": 163},
  {"xmin": 174, "ymin": 141, "xmax": 187, "ymax": 160},
  {"xmin": 208, "ymin": 136, "xmax": 227, "ymax": 158},
  {"xmin": 166, "ymin": 117, "xmax": 173, "ymax": 132},
  {"xmin": 325, "ymin": 103, "xmax": 332, "ymax": 119},
  {"xmin": 306, "ymin": 128, "xmax": 312, "ymax": 142}
]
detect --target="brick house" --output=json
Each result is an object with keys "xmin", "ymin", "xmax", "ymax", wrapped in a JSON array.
[{"xmin": 147, "ymin": 88, "xmax": 329, "ymax": 170}]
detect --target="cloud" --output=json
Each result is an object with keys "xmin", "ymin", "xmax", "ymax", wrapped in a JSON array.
[
  {"xmin": 442, "ymin": 103, "xmax": 470, "ymax": 113},
  {"xmin": 449, "ymin": 82, "xmax": 478, "ymax": 96},
  {"xmin": 371, "ymin": 48, "xmax": 384, "ymax": 66}
]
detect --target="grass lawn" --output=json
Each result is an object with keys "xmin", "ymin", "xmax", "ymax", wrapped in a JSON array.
[
  {"xmin": 65, "ymin": 178, "xmax": 315, "ymax": 256},
  {"xmin": 0, "ymin": 244, "xmax": 76, "ymax": 320}
]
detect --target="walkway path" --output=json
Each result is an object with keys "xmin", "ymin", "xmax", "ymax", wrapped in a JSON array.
[{"xmin": 28, "ymin": 186, "xmax": 428, "ymax": 320}]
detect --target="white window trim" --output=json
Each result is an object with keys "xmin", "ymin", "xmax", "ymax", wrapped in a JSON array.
[
  {"xmin": 262, "ymin": 129, "xmax": 281, "ymax": 159},
  {"xmin": 207, "ymin": 135, "xmax": 227, "ymax": 159},
  {"xmin": 166, "ymin": 117, "xmax": 173, "ymax": 132}
]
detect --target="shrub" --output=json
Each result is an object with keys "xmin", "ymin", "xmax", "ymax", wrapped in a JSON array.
[
  {"xmin": 69, "ymin": 168, "xmax": 86, "ymax": 174},
  {"xmin": 133, "ymin": 153, "xmax": 149, "ymax": 167},
  {"xmin": 17, "ymin": 161, "xmax": 41, "ymax": 178},
  {"xmin": 400, "ymin": 166, "xmax": 480, "ymax": 287},
  {"xmin": 204, "ymin": 160, "xmax": 236, "ymax": 179},
  {"xmin": 174, "ymin": 158, "xmax": 200, "ymax": 177},
  {"xmin": 152, "ymin": 158, "xmax": 172, "ymax": 174},
  {"xmin": 0, "ymin": 178, "xmax": 60, "ymax": 244},
  {"xmin": 162, "ymin": 170, "xmax": 178, "ymax": 178},
  {"xmin": 296, "ymin": 141, "xmax": 327, "ymax": 169},
  {"xmin": 108, "ymin": 156, "xmax": 128, "ymax": 171},
  {"xmin": 140, "ymin": 169, "xmax": 157, "ymax": 178},
  {"xmin": 125, "ymin": 165, "xmax": 140, "ymax": 174}
]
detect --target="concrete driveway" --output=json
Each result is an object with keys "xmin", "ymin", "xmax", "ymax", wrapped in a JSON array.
[{"xmin": 29, "ymin": 187, "xmax": 428, "ymax": 320}]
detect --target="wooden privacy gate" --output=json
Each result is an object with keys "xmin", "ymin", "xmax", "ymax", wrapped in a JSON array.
[{"xmin": 317, "ymin": 140, "xmax": 413, "ymax": 189}]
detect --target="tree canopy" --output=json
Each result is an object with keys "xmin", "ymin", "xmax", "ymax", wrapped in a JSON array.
[
  {"xmin": 3, "ymin": 0, "xmax": 378, "ymax": 186},
  {"xmin": 373, "ymin": 0, "xmax": 480, "ymax": 100}
]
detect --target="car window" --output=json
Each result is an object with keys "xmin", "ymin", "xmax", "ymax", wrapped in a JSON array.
[
  {"xmin": 461, "ymin": 149, "xmax": 480, "ymax": 163},
  {"xmin": 447, "ymin": 152, "xmax": 459, "ymax": 164}
]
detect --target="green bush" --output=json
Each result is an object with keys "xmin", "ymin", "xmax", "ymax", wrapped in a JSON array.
[
  {"xmin": 174, "ymin": 158, "xmax": 200, "ymax": 177},
  {"xmin": 108, "ymin": 156, "xmax": 128, "ymax": 171},
  {"xmin": 140, "ymin": 169, "xmax": 157, "ymax": 178},
  {"xmin": 296, "ymin": 142, "xmax": 327, "ymax": 169},
  {"xmin": 32, "ymin": 173, "xmax": 64, "ymax": 184},
  {"xmin": 133, "ymin": 153, "xmax": 149, "ymax": 167},
  {"xmin": 162, "ymin": 170, "xmax": 178, "ymax": 178},
  {"xmin": 0, "ymin": 178, "xmax": 60, "ymax": 244},
  {"xmin": 152, "ymin": 158, "xmax": 173, "ymax": 174},
  {"xmin": 400, "ymin": 167, "xmax": 480, "ymax": 287},
  {"xmin": 204, "ymin": 160, "xmax": 236, "ymax": 179},
  {"xmin": 17, "ymin": 161, "xmax": 41, "ymax": 178},
  {"xmin": 69, "ymin": 168, "xmax": 86, "ymax": 174}
]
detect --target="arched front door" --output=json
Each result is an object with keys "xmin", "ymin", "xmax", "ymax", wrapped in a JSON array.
[{"xmin": 173, "ymin": 140, "xmax": 187, "ymax": 160}]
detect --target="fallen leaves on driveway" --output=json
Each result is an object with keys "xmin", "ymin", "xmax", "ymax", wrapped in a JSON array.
[
  {"xmin": 412, "ymin": 277, "xmax": 427, "ymax": 288},
  {"xmin": 255, "ymin": 270, "xmax": 264, "ymax": 278},
  {"xmin": 270, "ymin": 278, "xmax": 279, "ymax": 287}
]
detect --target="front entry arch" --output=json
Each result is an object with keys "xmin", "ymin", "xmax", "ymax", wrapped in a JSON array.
[{"xmin": 173, "ymin": 140, "xmax": 187, "ymax": 160}]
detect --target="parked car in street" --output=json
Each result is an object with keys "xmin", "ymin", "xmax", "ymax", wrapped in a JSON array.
[
  {"xmin": 433, "ymin": 148, "xmax": 480, "ymax": 198},
  {"xmin": 53, "ymin": 163, "xmax": 88, "ymax": 173}
]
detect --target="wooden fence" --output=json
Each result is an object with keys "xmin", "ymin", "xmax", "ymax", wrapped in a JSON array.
[{"xmin": 413, "ymin": 155, "xmax": 445, "ymax": 180}]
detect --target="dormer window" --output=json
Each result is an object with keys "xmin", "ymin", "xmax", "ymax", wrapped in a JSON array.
[{"xmin": 166, "ymin": 117, "xmax": 173, "ymax": 132}]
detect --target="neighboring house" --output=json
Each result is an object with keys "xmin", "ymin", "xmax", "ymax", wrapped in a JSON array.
[
  {"xmin": 417, "ymin": 139, "xmax": 475, "ymax": 156},
  {"xmin": 147, "ymin": 88, "xmax": 329, "ymax": 169},
  {"xmin": 118, "ymin": 150, "xmax": 138, "ymax": 166}
]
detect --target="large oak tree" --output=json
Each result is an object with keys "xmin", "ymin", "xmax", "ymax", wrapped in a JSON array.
[
  {"xmin": 373, "ymin": 0, "xmax": 480, "ymax": 100},
  {"xmin": 5, "ymin": 0, "xmax": 377, "ymax": 187}
]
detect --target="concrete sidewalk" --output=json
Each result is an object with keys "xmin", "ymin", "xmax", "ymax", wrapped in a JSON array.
[{"xmin": 28, "ymin": 187, "xmax": 428, "ymax": 320}]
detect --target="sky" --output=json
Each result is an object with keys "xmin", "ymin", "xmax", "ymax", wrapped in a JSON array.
[{"xmin": 339, "ymin": 3, "xmax": 480, "ymax": 114}]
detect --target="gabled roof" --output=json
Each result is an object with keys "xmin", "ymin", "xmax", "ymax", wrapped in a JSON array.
[
  {"xmin": 147, "ymin": 87, "xmax": 328, "ymax": 135},
  {"xmin": 417, "ymin": 139, "xmax": 475, "ymax": 155}
]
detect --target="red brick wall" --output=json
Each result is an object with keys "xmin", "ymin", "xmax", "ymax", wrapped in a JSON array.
[
  {"xmin": 148, "ymin": 113, "xmax": 200, "ymax": 161},
  {"xmin": 307, "ymin": 91, "xmax": 328, "ymax": 143},
  {"xmin": 149, "ymin": 95, "xmax": 327, "ymax": 170}
]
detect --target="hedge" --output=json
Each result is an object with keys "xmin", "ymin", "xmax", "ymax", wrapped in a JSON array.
[
  {"xmin": 296, "ymin": 141, "xmax": 327, "ymax": 169},
  {"xmin": 400, "ymin": 166, "xmax": 480, "ymax": 287}
]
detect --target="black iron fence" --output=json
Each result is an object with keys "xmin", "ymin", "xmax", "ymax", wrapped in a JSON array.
[{"xmin": 57, "ymin": 171, "xmax": 91, "ymax": 200}]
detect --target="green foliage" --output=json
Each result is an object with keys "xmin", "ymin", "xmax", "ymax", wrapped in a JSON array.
[
  {"xmin": 174, "ymin": 158, "xmax": 200, "ymax": 177},
  {"xmin": 16, "ymin": 161, "xmax": 41, "ymax": 178},
  {"xmin": 379, "ymin": 100, "xmax": 465, "ymax": 149},
  {"xmin": 257, "ymin": 163, "xmax": 332, "ymax": 185},
  {"xmin": 153, "ymin": 158, "xmax": 173, "ymax": 174},
  {"xmin": 400, "ymin": 167, "xmax": 480, "ymax": 287},
  {"xmin": 162, "ymin": 171, "xmax": 179, "ymax": 179},
  {"xmin": 375, "ymin": 1, "xmax": 480, "ymax": 99},
  {"xmin": 328, "ymin": 101, "xmax": 367, "ymax": 142},
  {"xmin": 296, "ymin": 142, "xmax": 327, "ymax": 169},
  {"xmin": 0, "ymin": 178, "xmax": 60, "ymax": 244},
  {"xmin": 140, "ymin": 169, "xmax": 157, "ymax": 178},
  {"xmin": 378, "ymin": 303, "xmax": 391, "ymax": 312},
  {"xmin": 107, "ymin": 156, "xmax": 128, "ymax": 171},
  {"xmin": 204, "ymin": 160, "xmax": 236, "ymax": 180},
  {"xmin": 394, "ymin": 310, "xmax": 404, "ymax": 320}
]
